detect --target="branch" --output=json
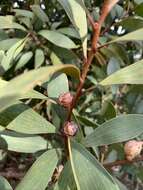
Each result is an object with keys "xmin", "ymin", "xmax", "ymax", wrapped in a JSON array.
[
  {"xmin": 92, "ymin": 0, "xmax": 119, "ymax": 51},
  {"xmin": 103, "ymin": 155, "xmax": 143, "ymax": 168},
  {"xmin": 67, "ymin": 0, "xmax": 119, "ymax": 121}
]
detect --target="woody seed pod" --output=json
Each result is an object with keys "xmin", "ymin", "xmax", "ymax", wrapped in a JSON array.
[
  {"xmin": 63, "ymin": 121, "xmax": 78, "ymax": 136},
  {"xmin": 124, "ymin": 140, "xmax": 143, "ymax": 161},
  {"xmin": 58, "ymin": 92, "xmax": 73, "ymax": 108}
]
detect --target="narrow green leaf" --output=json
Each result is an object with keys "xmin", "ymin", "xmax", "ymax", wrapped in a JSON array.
[
  {"xmin": 68, "ymin": 140, "xmax": 119, "ymax": 190},
  {"xmin": 39, "ymin": 30, "xmax": 77, "ymax": 49},
  {"xmin": 0, "ymin": 131, "xmax": 47, "ymax": 153},
  {"xmin": 7, "ymin": 108, "xmax": 55, "ymax": 134},
  {"xmin": 31, "ymin": 5, "xmax": 49, "ymax": 23},
  {"xmin": 48, "ymin": 73, "xmax": 69, "ymax": 99},
  {"xmin": 135, "ymin": 3, "xmax": 143, "ymax": 17},
  {"xmin": 54, "ymin": 161, "xmax": 76, "ymax": 190},
  {"xmin": 16, "ymin": 51, "xmax": 33, "ymax": 70},
  {"xmin": 13, "ymin": 9, "xmax": 34, "ymax": 19},
  {"xmin": 108, "ymin": 28, "xmax": 143, "ymax": 44},
  {"xmin": 0, "ymin": 176, "xmax": 13, "ymax": 190},
  {"xmin": 100, "ymin": 60, "xmax": 143, "ymax": 86},
  {"xmin": 58, "ymin": 27, "xmax": 80, "ymax": 39},
  {"xmin": 0, "ymin": 65, "xmax": 80, "ymax": 111},
  {"xmin": 0, "ymin": 16, "xmax": 26, "ymax": 31},
  {"xmin": 83, "ymin": 114, "xmax": 143, "ymax": 147},
  {"xmin": 58, "ymin": 0, "xmax": 87, "ymax": 57},
  {"xmin": 0, "ymin": 38, "xmax": 20, "ymax": 51},
  {"xmin": 35, "ymin": 49, "xmax": 45, "ymax": 68},
  {"xmin": 1, "ymin": 38, "xmax": 27, "ymax": 71},
  {"xmin": 16, "ymin": 149, "xmax": 59, "ymax": 190},
  {"xmin": 0, "ymin": 79, "xmax": 48, "ymax": 101}
]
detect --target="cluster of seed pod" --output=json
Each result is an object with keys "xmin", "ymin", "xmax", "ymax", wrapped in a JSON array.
[
  {"xmin": 58, "ymin": 92, "xmax": 78, "ymax": 137},
  {"xmin": 124, "ymin": 140, "xmax": 143, "ymax": 161}
]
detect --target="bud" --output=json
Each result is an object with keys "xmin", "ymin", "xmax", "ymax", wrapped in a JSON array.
[
  {"xmin": 63, "ymin": 121, "xmax": 78, "ymax": 136},
  {"xmin": 124, "ymin": 140, "xmax": 143, "ymax": 161},
  {"xmin": 58, "ymin": 92, "xmax": 73, "ymax": 108}
]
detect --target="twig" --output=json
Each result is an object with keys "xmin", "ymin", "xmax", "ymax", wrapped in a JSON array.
[
  {"xmin": 67, "ymin": 0, "xmax": 119, "ymax": 122},
  {"xmin": 104, "ymin": 156, "xmax": 143, "ymax": 168}
]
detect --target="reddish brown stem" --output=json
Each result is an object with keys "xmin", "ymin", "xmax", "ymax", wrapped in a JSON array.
[
  {"xmin": 104, "ymin": 156, "xmax": 143, "ymax": 169},
  {"xmin": 67, "ymin": 0, "xmax": 119, "ymax": 121}
]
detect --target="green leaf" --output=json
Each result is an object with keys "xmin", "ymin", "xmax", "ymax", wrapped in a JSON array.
[
  {"xmin": 58, "ymin": 0, "xmax": 87, "ymax": 57},
  {"xmin": 100, "ymin": 100, "xmax": 116, "ymax": 120},
  {"xmin": 0, "ymin": 38, "xmax": 21, "ymax": 51},
  {"xmin": 117, "ymin": 17, "xmax": 143, "ymax": 31},
  {"xmin": 16, "ymin": 51, "xmax": 33, "ymax": 70},
  {"xmin": 35, "ymin": 49, "xmax": 45, "ymax": 68},
  {"xmin": 50, "ymin": 52, "xmax": 63, "ymax": 65},
  {"xmin": 13, "ymin": 9, "xmax": 34, "ymax": 19},
  {"xmin": 39, "ymin": 30, "xmax": 77, "ymax": 49},
  {"xmin": 21, "ymin": 89, "xmax": 48, "ymax": 100},
  {"xmin": 0, "ymin": 131, "xmax": 47, "ymax": 153},
  {"xmin": 16, "ymin": 149, "xmax": 59, "ymax": 190},
  {"xmin": 0, "ymin": 79, "xmax": 48, "ymax": 101},
  {"xmin": 0, "ymin": 16, "xmax": 26, "ymax": 31},
  {"xmin": 58, "ymin": 27, "xmax": 80, "ymax": 39},
  {"xmin": 68, "ymin": 140, "xmax": 119, "ymax": 190},
  {"xmin": 83, "ymin": 114, "xmax": 143, "ymax": 147},
  {"xmin": 0, "ymin": 65, "xmax": 80, "ymax": 111},
  {"xmin": 54, "ymin": 161, "xmax": 76, "ymax": 190},
  {"xmin": 0, "ymin": 176, "xmax": 13, "ymax": 190},
  {"xmin": 0, "ymin": 102, "xmax": 30, "ymax": 126},
  {"xmin": 100, "ymin": 59, "xmax": 143, "ymax": 86},
  {"xmin": 108, "ymin": 28, "xmax": 143, "ymax": 44},
  {"xmin": 135, "ymin": 3, "xmax": 143, "ymax": 17},
  {"xmin": 31, "ymin": 5, "xmax": 49, "ymax": 23},
  {"xmin": 1, "ymin": 38, "xmax": 27, "ymax": 71},
  {"xmin": 48, "ymin": 73, "xmax": 69, "ymax": 99},
  {"xmin": 115, "ymin": 179, "xmax": 128, "ymax": 190},
  {"xmin": 6, "ymin": 108, "xmax": 55, "ymax": 134}
]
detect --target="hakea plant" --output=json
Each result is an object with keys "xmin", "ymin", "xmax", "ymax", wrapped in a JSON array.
[{"xmin": 1, "ymin": 0, "xmax": 143, "ymax": 190}]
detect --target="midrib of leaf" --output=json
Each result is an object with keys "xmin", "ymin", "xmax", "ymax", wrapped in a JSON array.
[{"xmin": 67, "ymin": 138, "xmax": 81, "ymax": 190}]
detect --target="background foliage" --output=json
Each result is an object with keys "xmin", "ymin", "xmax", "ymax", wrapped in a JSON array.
[{"xmin": 0, "ymin": 0, "xmax": 143, "ymax": 190}]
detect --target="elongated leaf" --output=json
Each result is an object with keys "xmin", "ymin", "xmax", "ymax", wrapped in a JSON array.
[
  {"xmin": 83, "ymin": 114, "xmax": 143, "ymax": 147},
  {"xmin": 0, "ymin": 16, "xmax": 26, "ymax": 31},
  {"xmin": 0, "ymin": 79, "xmax": 48, "ymax": 101},
  {"xmin": 16, "ymin": 149, "xmax": 59, "ymax": 190},
  {"xmin": 68, "ymin": 140, "xmax": 119, "ymax": 190},
  {"xmin": 54, "ymin": 161, "xmax": 76, "ymax": 190},
  {"xmin": 13, "ymin": 9, "xmax": 34, "ymax": 19},
  {"xmin": 16, "ymin": 51, "xmax": 33, "ymax": 70},
  {"xmin": 58, "ymin": 27, "xmax": 80, "ymax": 39},
  {"xmin": 0, "ymin": 102, "xmax": 30, "ymax": 126},
  {"xmin": 7, "ymin": 108, "xmax": 55, "ymax": 134},
  {"xmin": 39, "ymin": 30, "xmax": 77, "ymax": 49},
  {"xmin": 48, "ymin": 73, "xmax": 69, "ymax": 99},
  {"xmin": 0, "ymin": 65, "xmax": 80, "ymax": 111},
  {"xmin": 108, "ymin": 28, "xmax": 143, "ymax": 44},
  {"xmin": 58, "ymin": 0, "xmax": 87, "ymax": 57},
  {"xmin": 0, "ymin": 176, "xmax": 13, "ymax": 190},
  {"xmin": 100, "ymin": 59, "xmax": 143, "ymax": 85},
  {"xmin": 0, "ymin": 131, "xmax": 47, "ymax": 153},
  {"xmin": 0, "ymin": 38, "xmax": 20, "ymax": 51},
  {"xmin": 35, "ymin": 49, "xmax": 45, "ymax": 68},
  {"xmin": 31, "ymin": 5, "xmax": 49, "ymax": 23},
  {"xmin": 1, "ymin": 38, "xmax": 27, "ymax": 71}
]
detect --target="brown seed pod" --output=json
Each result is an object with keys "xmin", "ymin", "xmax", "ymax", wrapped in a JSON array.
[
  {"xmin": 124, "ymin": 140, "xmax": 143, "ymax": 161},
  {"xmin": 63, "ymin": 121, "xmax": 78, "ymax": 136},
  {"xmin": 58, "ymin": 92, "xmax": 73, "ymax": 108}
]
